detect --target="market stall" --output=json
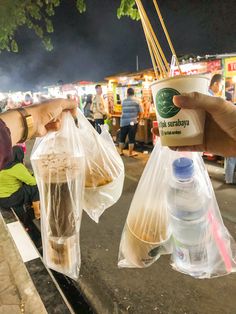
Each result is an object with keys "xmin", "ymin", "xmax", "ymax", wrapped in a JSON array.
[
  {"xmin": 173, "ymin": 53, "xmax": 236, "ymax": 162},
  {"xmin": 105, "ymin": 69, "xmax": 157, "ymax": 144},
  {"xmin": 224, "ymin": 56, "xmax": 236, "ymax": 103}
]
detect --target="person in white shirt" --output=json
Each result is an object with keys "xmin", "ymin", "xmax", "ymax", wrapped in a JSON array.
[{"xmin": 91, "ymin": 84, "xmax": 106, "ymax": 134}]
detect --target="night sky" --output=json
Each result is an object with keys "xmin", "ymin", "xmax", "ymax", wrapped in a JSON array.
[{"xmin": 0, "ymin": 0, "xmax": 235, "ymax": 92}]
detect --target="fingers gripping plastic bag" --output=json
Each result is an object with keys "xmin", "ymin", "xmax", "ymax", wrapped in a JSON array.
[
  {"xmin": 118, "ymin": 142, "xmax": 236, "ymax": 278},
  {"xmin": 118, "ymin": 143, "xmax": 172, "ymax": 268},
  {"xmin": 31, "ymin": 113, "xmax": 85, "ymax": 280},
  {"xmin": 167, "ymin": 150, "xmax": 236, "ymax": 279},
  {"xmin": 77, "ymin": 110, "xmax": 124, "ymax": 223}
]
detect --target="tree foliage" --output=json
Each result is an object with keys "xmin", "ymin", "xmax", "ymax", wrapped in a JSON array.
[
  {"xmin": 0, "ymin": 0, "xmax": 138, "ymax": 52},
  {"xmin": 117, "ymin": 0, "xmax": 139, "ymax": 20}
]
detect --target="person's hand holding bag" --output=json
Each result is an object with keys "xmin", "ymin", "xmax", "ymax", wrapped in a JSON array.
[
  {"xmin": 0, "ymin": 98, "xmax": 77, "ymax": 146},
  {"xmin": 27, "ymin": 98, "xmax": 78, "ymax": 137}
]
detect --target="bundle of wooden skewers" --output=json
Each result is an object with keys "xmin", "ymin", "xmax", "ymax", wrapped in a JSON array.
[{"xmin": 135, "ymin": 0, "xmax": 182, "ymax": 78}]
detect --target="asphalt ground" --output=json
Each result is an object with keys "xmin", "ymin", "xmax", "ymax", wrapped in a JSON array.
[{"xmin": 25, "ymin": 141, "xmax": 236, "ymax": 314}]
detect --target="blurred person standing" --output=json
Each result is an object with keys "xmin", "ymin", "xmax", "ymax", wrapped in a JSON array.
[
  {"xmin": 22, "ymin": 93, "xmax": 33, "ymax": 107},
  {"xmin": 84, "ymin": 94, "xmax": 95, "ymax": 127},
  {"xmin": 208, "ymin": 74, "xmax": 224, "ymax": 96},
  {"xmin": 225, "ymin": 81, "xmax": 236, "ymax": 184},
  {"xmin": 92, "ymin": 84, "xmax": 106, "ymax": 134},
  {"xmin": 119, "ymin": 88, "xmax": 143, "ymax": 157},
  {"xmin": 225, "ymin": 80, "xmax": 233, "ymax": 102}
]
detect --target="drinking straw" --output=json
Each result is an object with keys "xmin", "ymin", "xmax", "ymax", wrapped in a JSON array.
[
  {"xmin": 170, "ymin": 55, "xmax": 176, "ymax": 77},
  {"xmin": 153, "ymin": 0, "xmax": 182, "ymax": 75},
  {"xmin": 208, "ymin": 210, "xmax": 232, "ymax": 273}
]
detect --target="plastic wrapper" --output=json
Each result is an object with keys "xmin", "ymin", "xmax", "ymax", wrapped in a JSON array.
[
  {"xmin": 168, "ymin": 149, "xmax": 236, "ymax": 279},
  {"xmin": 118, "ymin": 142, "xmax": 236, "ymax": 278},
  {"xmin": 77, "ymin": 110, "xmax": 124, "ymax": 223},
  {"xmin": 31, "ymin": 113, "xmax": 84, "ymax": 280},
  {"xmin": 118, "ymin": 143, "xmax": 172, "ymax": 268}
]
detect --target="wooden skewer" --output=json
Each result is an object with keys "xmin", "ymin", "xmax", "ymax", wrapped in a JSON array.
[
  {"xmin": 145, "ymin": 24, "xmax": 165, "ymax": 77},
  {"xmin": 136, "ymin": 0, "xmax": 169, "ymax": 75},
  {"xmin": 136, "ymin": 0, "xmax": 169, "ymax": 77},
  {"xmin": 135, "ymin": 0, "xmax": 159, "ymax": 76},
  {"xmin": 139, "ymin": 7, "xmax": 165, "ymax": 76},
  {"xmin": 153, "ymin": 0, "xmax": 182, "ymax": 74},
  {"xmin": 144, "ymin": 30, "xmax": 159, "ymax": 79},
  {"xmin": 135, "ymin": 0, "xmax": 159, "ymax": 77},
  {"xmin": 137, "ymin": 3, "xmax": 162, "ymax": 77}
]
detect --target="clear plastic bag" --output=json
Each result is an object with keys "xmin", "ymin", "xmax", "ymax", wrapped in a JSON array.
[
  {"xmin": 77, "ymin": 110, "xmax": 124, "ymax": 223},
  {"xmin": 31, "ymin": 113, "xmax": 84, "ymax": 280},
  {"xmin": 118, "ymin": 143, "xmax": 172, "ymax": 268},
  {"xmin": 168, "ymin": 150, "xmax": 236, "ymax": 279},
  {"xmin": 118, "ymin": 142, "xmax": 236, "ymax": 278}
]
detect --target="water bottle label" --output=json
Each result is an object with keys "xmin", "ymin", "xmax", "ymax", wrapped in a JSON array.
[
  {"xmin": 174, "ymin": 239, "xmax": 207, "ymax": 265},
  {"xmin": 175, "ymin": 246, "xmax": 191, "ymax": 264}
]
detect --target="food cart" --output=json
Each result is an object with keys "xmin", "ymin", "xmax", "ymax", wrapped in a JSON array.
[
  {"xmin": 173, "ymin": 53, "xmax": 236, "ymax": 99},
  {"xmin": 105, "ymin": 69, "xmax": 157, "ymax": 144}
]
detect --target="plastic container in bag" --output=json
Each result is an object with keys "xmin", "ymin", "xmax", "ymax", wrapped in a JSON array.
[
  {"xmin": 168, "ymin": 153, "xmax": 236, "ymax": 278},
  {"xmin": 168, "ymin": 157, "xmax": 210, "ymax": 276},
  {"xmin": 77, "ymin": 111, "xmax": 124, "ymax": 223},
  {"xmin": 118, "ymin": 143, "xmax": 172, "ymax": 268},
  {"xmin": 31, "ymin": 113, "xmax": 84, "ymax": 280},
  {"xmin": 118, "ymin": 142, "xmax": 236, "ymax": 278}
]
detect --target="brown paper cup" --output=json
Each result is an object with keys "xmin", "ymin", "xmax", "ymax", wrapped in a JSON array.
[{"xmin": 121, "ymin": 222, "xmax": 170, "ymax": 268}]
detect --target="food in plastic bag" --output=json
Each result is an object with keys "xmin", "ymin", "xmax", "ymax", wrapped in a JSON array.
[
  {"xmin": 31, "ymin": 113, "xmax": 84, "ymax": 280},
  {"xmin": 77, "ymin": 110, "xmax": 124, "ymax": 223},
  {"xmin": 118, "ymin": 142, "xmax": 236, "ymax": 278},
  {"xmin": 118, "ymin": 143, "xmax": 172, "ymax": 268},
  {"xmin": 168, "ymin": 153, "xmax": 236, "ymax": 278}
]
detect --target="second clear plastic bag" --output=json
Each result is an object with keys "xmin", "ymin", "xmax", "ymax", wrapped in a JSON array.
[
  {"xmin": 31, "ymin": 113, "xmax": 85, "ymax": 280},
  {"xmin": 118, "ymin": 143, "xmax": 172, "ymax": 268},
  {"xmin": 77, "ymin": 110, "xmax": 125, "ymax": 223},
  {"xmin": 167, "ymin": 150, "xmax": 236, "ymax": 279},
  {"xmin": 118, "ymin": 142, "xmax": 236, "ymax": 278}
]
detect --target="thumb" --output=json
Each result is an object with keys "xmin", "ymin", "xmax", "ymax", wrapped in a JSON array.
[
  {"xmin": 173, "ymin": 92, "xmax": 224, "ymax": 115},
  {"xmin": 173, "ymin": 92, "xmax": 236, "ymax": 141}
]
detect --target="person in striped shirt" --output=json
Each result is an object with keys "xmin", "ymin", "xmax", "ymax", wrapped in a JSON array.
[{"xmin": 119, "ymin": 88, "xmax": 143, "ymax": 157}]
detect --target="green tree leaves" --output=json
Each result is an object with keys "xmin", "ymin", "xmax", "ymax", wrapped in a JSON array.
[
  {"xmin": 0, "ymin": 0, "xmax": 138, "ymax": 52},
  {"xmin": 117, "ymin": 0, "xmax": 139, "ymax": 20},
  {"xmin": 0, "ymin": 0, "xmax": 61, "ymax": 52},
  {"xmin": 76, "ymin": 0, "xmax": 86, "ymax": 13}
]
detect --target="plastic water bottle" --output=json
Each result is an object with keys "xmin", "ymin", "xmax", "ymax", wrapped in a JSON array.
[{"xmin": 168, "ymin": 157, "xmax": 210, "ymax": 276}]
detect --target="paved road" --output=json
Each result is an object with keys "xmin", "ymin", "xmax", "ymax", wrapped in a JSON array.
[
  {"xmin": 25, "ymin": 142, "xmax": 236, "ymax": 314},
  {"xmin": 78, "ymin": 154, "xmax": 236, "ymax": 314}
]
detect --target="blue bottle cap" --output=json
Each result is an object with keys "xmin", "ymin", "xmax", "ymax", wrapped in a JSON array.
[{"xmin": 172, "ymin": 157, "xmax": 194, "ymax": 181}]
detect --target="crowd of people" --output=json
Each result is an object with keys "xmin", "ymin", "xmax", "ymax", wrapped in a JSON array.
[
  {"xmin": 83, "ymin": 85, "xmax": 143, "ymax": 157},
  {"xmin": 0, "ymin": 75, "xmax": 236, "ymax": 226}
]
